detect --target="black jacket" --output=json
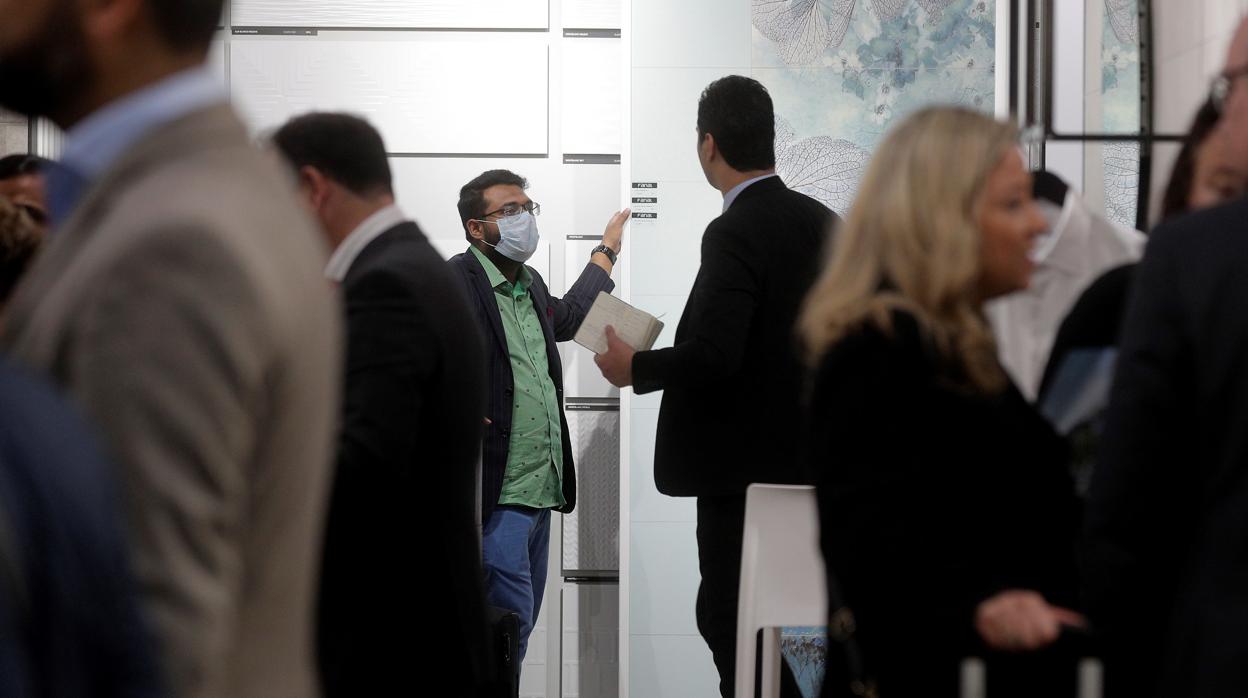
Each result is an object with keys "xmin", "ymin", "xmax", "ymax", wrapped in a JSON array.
[
  {"xmin": 1087, "ymin": 197, "xmax": 1248, "ymax": 697},
  {"xmin": 318, "ymin": 222, "xmax": 491, "ymax": 696},
  {"xmin": 450, "ymin": 248, "xmax": 614, "ymax": 524},
  {"xmin": 807, "ymin": 311, "xmax": 1080, "ymax": 697},
  {"xmin": 632, "ymin": 176, "xmax": 836, "ymax": 496}
]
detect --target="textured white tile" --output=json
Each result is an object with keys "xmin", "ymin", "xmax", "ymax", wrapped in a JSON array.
[
  {"xmin": 232, "ymin": 0, "xmax": 547, "ymax": 29},
  {"xmin": 629, "ymin": 635, "xmax": 719, "ymax": 698},
  {"xmin": 563, "ymin": 0, "xmax": 620, "ymax": 29},
  {"xmin": 563, "ymin": 38, "xmax": 623, "ymax": 155},
  {"xmin": 231, "ymin": 39, "xmax": 547, "ymax": 154},
  {"xmin": 632, "ymin": 0, "xmax": 751, "ymax": 68},
  {"xmin": 629, "ymin": 522, "xmax": 701, "ymax": 635}
]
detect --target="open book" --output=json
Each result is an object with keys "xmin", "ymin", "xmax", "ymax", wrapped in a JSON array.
[{"xmin": 573, "ymin": 292, "xmax": 665, "ymax": 354}]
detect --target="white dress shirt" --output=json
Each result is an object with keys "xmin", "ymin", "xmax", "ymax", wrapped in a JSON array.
[
  {"xmin": 985, "ymin": 189, "xmax": 1145, "ymax": 401},
  {"xmin": 324, "ymin": 204, "xmax": 408, "ymax": 282}
]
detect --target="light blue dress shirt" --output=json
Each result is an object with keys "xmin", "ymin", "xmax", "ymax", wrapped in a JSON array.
[
  {"xmin": 48, "ymin": 66, "xmax": 226, "ymax": 225},
  {"xmin": 721, "ymin": 172, "xmax": 779, "ymax": 212}
]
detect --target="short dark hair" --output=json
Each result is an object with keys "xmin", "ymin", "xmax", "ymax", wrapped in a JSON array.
[
  {"xmin": 457, "ymin": 170, "xmax": 528, "ymax": 241},
  {"xmin": 0, "ymin": 197, "xmax": 41, "ymax": 304},
  {"xmin": 270, "ymin": 112, "xmax": 393, "ymax": 198},
  {"xmin": 147, "ymin": 0, "xmax": 224, "ymax": 52},
  {"xmin": 696, "ymin": 75, "xmax": 776, "ymax": 172},
  {"xmin": 1160, "ymin": 98, "xmax": 1221, "ymax": 222},
  {"xmin": 0, "ymin": 154, "xmax": 51, "ymax": 181}
]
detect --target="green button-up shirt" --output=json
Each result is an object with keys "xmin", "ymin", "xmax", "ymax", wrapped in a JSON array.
[{"xmin": 471, "ymin": 246, "xmax": 566, "ymax": 509}]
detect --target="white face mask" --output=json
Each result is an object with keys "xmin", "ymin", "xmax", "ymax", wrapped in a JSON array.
[{"xmin": 478, "ymin": 211, "xmax": 540, "ymax": 263}]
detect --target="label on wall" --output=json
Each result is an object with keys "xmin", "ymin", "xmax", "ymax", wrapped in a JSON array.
[{"xmin": 630, "ymin": 182, "xmax": 658, "ymax": 219}]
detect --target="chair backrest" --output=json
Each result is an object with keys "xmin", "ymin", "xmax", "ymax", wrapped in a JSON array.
[{"xmin": 738, "ymin": 484, "xmax": 828, "ymax": 630}]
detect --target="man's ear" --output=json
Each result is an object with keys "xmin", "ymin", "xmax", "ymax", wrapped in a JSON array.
[
  {"xmin": 299, "ymin": 166, "xmax": 331, "ymax": 210},
  {"xmin": 699, "ymin": 132, "xmax": 716, "ymax": 163},
  {"xmin": 466, "ymin": 218, "xmax": 486, "ymax": 242}
]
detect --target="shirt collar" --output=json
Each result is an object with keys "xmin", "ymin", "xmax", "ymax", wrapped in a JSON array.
[
  {"xmin": 62, "ymin": 66, "xmax": 226, "ymax": 181},
  {"xmin": 324, "ymin": 204, "xmax": 407, "ymax": 282},
  {"xmin": 470, "ymin": 244, "xmax": 531, "ymax": 292},
  {"xmin": 722, "ymin": 172, "xmax": 778, "ymax": 212},
  {"xmin": 50, "ymin": 66, "xmax": 225, "ymax": 224}
]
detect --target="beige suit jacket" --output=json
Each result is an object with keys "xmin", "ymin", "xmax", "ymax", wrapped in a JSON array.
[{"xmin": 2, "ymin": 104, "xmax": 341, "ymax": 698}]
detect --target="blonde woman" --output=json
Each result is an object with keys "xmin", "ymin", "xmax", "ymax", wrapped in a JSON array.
[{"xmin": 799, "ymin": 107, "xmax": 1085, "ymax": 697}]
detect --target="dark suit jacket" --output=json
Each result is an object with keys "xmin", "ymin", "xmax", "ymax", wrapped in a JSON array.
[
  {"xmin": 318, "ymin": 222, "xmax": 491, "ymax": 696},
  {"xmin": 632, "ymin": 176, "xmax": 837, "ymax": 496},
  {"xmin": 1087, "ymin": 197, "xmax": 1248, "ymax": 697},
  {"xmin": 808, "ymin": 311, "xmax": 1079, "ymax": 697},
  {"xmin": 450, "ymin": 248, "xmax": 614, "ymax": 524}
]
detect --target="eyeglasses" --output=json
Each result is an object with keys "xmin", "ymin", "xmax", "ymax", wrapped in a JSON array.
[
  {"xmin": 481, "ymin": 200, "xmax": 540, "ymax": 219},
  {"xmin": 1210, "ymin": 63, "xmax": 1248, "ymax": 114}
]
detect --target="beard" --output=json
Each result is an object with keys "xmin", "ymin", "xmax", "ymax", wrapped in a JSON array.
[{"xmin": 0, "ymin": 0, "xmax": 93, "ymax": 122}]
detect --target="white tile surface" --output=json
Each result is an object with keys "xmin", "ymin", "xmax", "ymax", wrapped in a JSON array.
[
  {"xmin": 629, "ymin": 408, "xmax": 697, "ymax": 524},
  {"xmin": 629, "ymin": 522, "xmax": 702, "ymax": 636},
  {"xmin": 629, "ymin": 635, "xmax": 720, "ymax": 698},
  {"xmin": 1204, "ymin": 0, "xmax": 1245, "ymax": 41},
  {"xmin": 563, "ymin": 38, "xmax": 623, "ymax": 155},
  {"xmin": 1155, "ymin": 47, "xmax": 1204, "ymax": 135},
  {"xmin": 629, "ymin": 180, "xmax": 720, "ymax": 296},
  {"xmin": 631, "ymin": 0, "xmax": 751, "ymax": 68},
  {"xmin": 631, "ymin": 67, "xmax": 747, "ymax": 183},
  {"xmin": 231, "ymin": 39, "xmax": 548, "ymax": 154},
  {"xmin": 232, "ymin": 0, "xmax": 548, "ymax": 29},
  {"xmin": 627, "ymin": 295, "xmax": 689, "ymax": 409},
  {"xmin": 563, "ymin": 0, "xmax": 621, "ymax": 29},
  {"xmin": 1155, "ymin": 0, "xmax": 1202, "ymax": 61}
]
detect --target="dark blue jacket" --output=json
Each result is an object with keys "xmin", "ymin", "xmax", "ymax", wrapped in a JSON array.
[
  {"xmin": 450, "ymin": 250, "xmax": 613, "ymax": 524},
  {"xmin": 0, "ymin": 360, "xmax": 161, "ymax": 697}
]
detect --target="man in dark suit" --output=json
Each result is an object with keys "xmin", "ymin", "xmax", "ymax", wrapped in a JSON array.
[
  {"xmin": 1086, "ymin": 18, "xmax": 1248, "ymax": 698},
  {"xmin": 594, "ymin": 75, "xmax": 838, "ymax": 697},
  {"xmin": 449, "ymin": 169, "xmax": 627, "ymax": 670},
  {"xmin": 271, "ymin": 113, "xmax": 491, "ymax": 696}
]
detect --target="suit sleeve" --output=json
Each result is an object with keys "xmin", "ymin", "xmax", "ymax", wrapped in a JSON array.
[
  {"xmin": 543, "ymin": 262, "xmax": 615, "ymax": 341},
  {"xmin": 1085, "ymin": 227, "xmax": 1196, "ymax": 641},
  {"xmin": 67, "ymin": 226, "xmax": 269, "ymax": 697},
  {"xmin": 632, "ymin": 224, "xmax": 757, "ymax": 394}
]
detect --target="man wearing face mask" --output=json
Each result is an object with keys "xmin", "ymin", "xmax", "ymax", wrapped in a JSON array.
[{"xmin": 450, "ymin": 169, "xmax": 627, "ymax": 670}]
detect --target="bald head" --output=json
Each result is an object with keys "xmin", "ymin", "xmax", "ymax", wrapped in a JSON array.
[{"xmin": 1218, "ymin": 18, "xmax": 1248, "ymax": 169}]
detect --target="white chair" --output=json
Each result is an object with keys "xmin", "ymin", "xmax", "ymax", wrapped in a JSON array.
[{"xmin": 734, "ymin": 484, "xmax": 828, "ymax": 698}]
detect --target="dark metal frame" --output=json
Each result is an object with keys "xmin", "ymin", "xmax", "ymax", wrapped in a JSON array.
[{"xmin": 1017, "ymin": 0, "xmax": 1183, "ymax": 230}]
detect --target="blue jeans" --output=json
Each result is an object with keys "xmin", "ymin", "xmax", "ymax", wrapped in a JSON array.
[{"xmin": 481, "ymin": 505, "xmax": 551, "ymax": 666}]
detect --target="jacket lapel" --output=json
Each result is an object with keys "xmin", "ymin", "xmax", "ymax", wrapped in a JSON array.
[{"xmin": 462, "ymin": 251, "xmax": 509, "ymax": 357}]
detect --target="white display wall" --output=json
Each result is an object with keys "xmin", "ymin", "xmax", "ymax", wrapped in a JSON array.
[
  {"xmin": 624, "ymin": 1, "xmax": 748, "ymax": 695},
  {"xmin": 215, "ymin": 2, "xmax": 623, "ymax": 697}
]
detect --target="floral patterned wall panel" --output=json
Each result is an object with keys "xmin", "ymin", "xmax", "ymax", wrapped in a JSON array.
[
  {"xmin": 1101, "ymin": 0, "xmax": 1141, "ymax": 228},
  {"xmin": 751, "ymin": 0, "xmax": 997, "ymax": 216}
]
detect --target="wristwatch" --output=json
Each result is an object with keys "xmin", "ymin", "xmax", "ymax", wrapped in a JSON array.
[{"xmin": 592, "ymin": 244, "xmax": 618, "ymax": 265}]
